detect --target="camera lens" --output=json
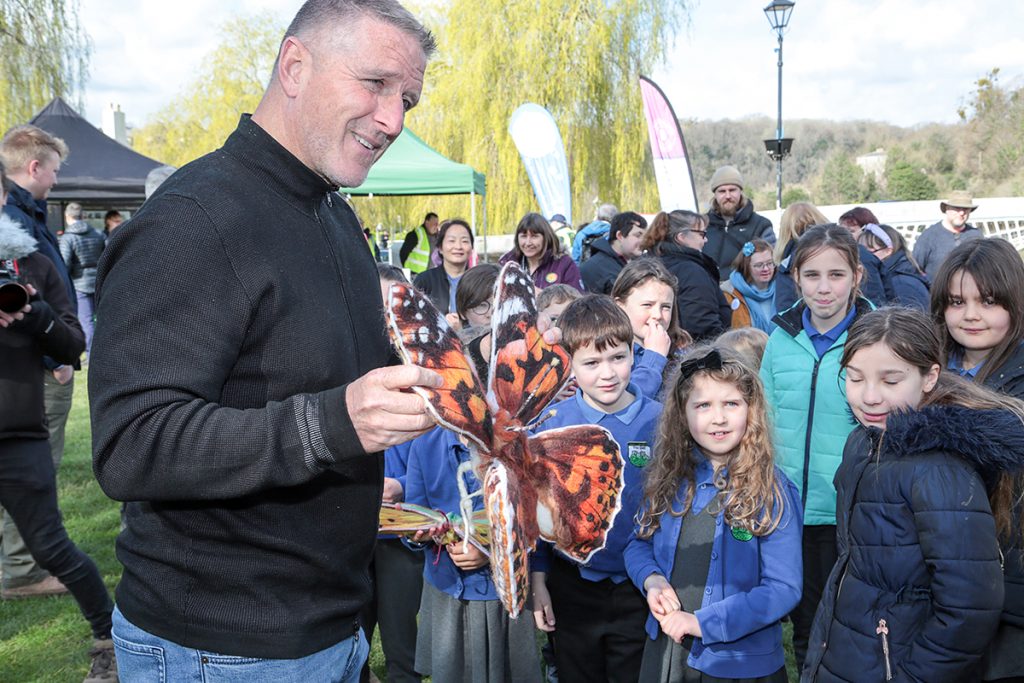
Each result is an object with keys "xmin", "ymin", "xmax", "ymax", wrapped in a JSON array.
[{"xmin": 0, "ymin": 280, "xmax": 29, "ymax": 314}]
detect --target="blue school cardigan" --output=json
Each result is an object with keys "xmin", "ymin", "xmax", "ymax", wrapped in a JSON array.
[
  {"xmin": 623, "ymin": 456, "xmax": 804, "ymax": 679},
  {"xmin": 404, "ymin": 427, "xmax": 497, "ymax": 601}
]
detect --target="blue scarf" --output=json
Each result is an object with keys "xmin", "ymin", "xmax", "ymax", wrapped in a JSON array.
[{"xmin": 729, "ymin": 270, "xmax": 776, "ymax": 333}]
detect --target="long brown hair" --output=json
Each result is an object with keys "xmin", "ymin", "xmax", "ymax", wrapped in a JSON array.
[
  {"xmin": 842, "ymin": 307, "xmax": 1024, "ymax": 542},
  {"xmin": 636, "ymin": 346, "xmax": 785, "ymax": 538},
  {"xmin": 792, "ymin": 224, "xmax": 863, "ymax": 311},
  {"xmin": 640, "ymin": 210, "xmax": 706, "ymax": 255},
  {"xmin": 610, "ymin": 257, "xmax": 688, "ymax": 351},
  {"xmin": 510, "ymin": 212, "xmax": 560, "ymax": 261},
  {"xmin": 929, "ymin": 238, "xmax": 1024, "ymax": 385}
]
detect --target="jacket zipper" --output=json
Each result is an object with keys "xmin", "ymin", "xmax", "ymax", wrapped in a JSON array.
[
  {"xmin": 801, "ymin": 356, "xmax": 822, "ymax": 509},
  {"xmin": 876, "ymin": 618, "xmax": 892, "ymax": 681}
]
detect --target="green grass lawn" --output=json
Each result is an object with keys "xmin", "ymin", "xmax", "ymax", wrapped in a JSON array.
[{"xmin": 0, "ymin": 368, "xmax": 797, "ymax": 681}]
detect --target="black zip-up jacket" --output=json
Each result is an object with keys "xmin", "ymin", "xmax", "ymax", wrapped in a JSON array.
[
  {"xmin": 656, "ymin": 240, "xmax": 730, "ymax": 341},
  {"xmin": 705, "ymin": 199, "xmax": 776, "ymax": 280},
  {"xmin": 90, "ymin": 115, "xmax": 389, "ymax": 659},
  {"xmin": 578, "ymin": 236, "xmax": 625, "ymax": 294}
]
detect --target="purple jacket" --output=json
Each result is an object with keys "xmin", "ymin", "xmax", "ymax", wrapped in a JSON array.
[{"xmin": 499, "ymin": 249, "xmax": 584, "ymax": 291}]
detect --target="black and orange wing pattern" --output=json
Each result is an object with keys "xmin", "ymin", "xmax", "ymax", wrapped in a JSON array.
[
  {"xmin": 386, "ymin": 283, "xmax": 493, "ymax": 453},
  {"xmin": 527, "ymin": 426, "xmax": 624, "ymax": 563},
  {"xmin": 488, "ymin": 263, "xmax": 571, "ymax": 425},
  {"xmin": 483, "ymin": 460, "xmax": 531, "ymax": 617}
]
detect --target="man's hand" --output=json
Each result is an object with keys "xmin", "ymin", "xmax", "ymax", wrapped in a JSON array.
[
  {"xmin": 0, "ymin": 283, "xmax": 35, "ymax": 328},
  {"xmin": 644, "ymin": 573, "xmax": 681, "ymax": 620},
  {"xmin": 52, "ymin": 365, "xmax": 74, "ymax": 385},
  {"xmin": 382, "ymin": 477, "xmax": 404, "ymax": 503},
  {"xmin": 531, "ymin": 571, "xmax": 556, "ymax": 632},
  {"xmin": 641, "ymin": 318, "xmax": 672, "ymax": 357},
  {"xmin": 446, "ymin": 540, "xmax": 488, "ymax": 571},
  {"xmin": 346, "ymin": 365, "xmax": 442, "ymax": 452}
]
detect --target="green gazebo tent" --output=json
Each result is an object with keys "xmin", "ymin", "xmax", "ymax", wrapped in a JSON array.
[{"xmin": 340, "ymin": 128, "xmax": 489, "ymax": 253}]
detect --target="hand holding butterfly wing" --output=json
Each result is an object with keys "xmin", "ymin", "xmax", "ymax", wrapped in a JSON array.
[{"xmin": 346, "ymin": 364, "xmax": 442, "ymax": 452}]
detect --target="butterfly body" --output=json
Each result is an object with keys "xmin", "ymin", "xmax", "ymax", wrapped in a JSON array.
[{"xmin": 386, "ymin": 262, "xmax": 625, "ymax": 617}]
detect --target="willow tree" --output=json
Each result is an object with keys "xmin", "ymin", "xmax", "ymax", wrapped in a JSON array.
[
  {"xmin": 0, "ymin": 0, "xmax": 90, "ymax": 130},
  {"xmin": 353, "ymin": 0, "xmax": 691, "ymax": 244},
  {"xmin": 133, "ymin": 13, "xmax": 283, "ymax": 167}
]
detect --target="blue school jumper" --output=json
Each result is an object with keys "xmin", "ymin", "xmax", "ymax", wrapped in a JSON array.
[
  {"xmin": 623, "ymin": 456, "xmax": 804, "ymax": 679},
  {"xmin": 404, "ymin": 427, "xmax": 496, "ymax": 600},
  {"xmin": 632, "ymin": 343, "xmax": 668, "ymax": 400},
  {"xmin": 533, "ymin": 386, "xmax": 662, "ymax": 579}
]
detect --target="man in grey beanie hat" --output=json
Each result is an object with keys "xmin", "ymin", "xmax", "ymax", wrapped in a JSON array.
[{"xmin": 705, "ymin": 165, "xmax": 775, "ymax": 281}]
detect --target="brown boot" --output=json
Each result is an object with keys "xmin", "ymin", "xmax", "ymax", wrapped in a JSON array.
[
  {"xmin": 83, "ymin": 638, "xmax": 118, "ymax": 682},
  {"xmin": 1, "ymin": 575, "xmax": 69, "ymax": 599}
]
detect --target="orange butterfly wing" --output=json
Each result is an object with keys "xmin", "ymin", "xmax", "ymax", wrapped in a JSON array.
[
  {"xmin": 527, "ymin": 425, "xmax": 624, "ymax": 563},
  {"xmin": 483, "ymin": 461, "xmax": 531, "ymax": 618},
  {"xmin": 386, "ymin": 283, "xmax": 493, "ymax": 452},
  {"xmin": 488, "ymin": 263, "xmax": 571, "ymax": 424}
]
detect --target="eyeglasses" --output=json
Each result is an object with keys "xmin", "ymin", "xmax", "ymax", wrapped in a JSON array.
[
  {"xmin": 867, "ymin": 246, "xmax": 887, "ymax": 255},
  {"xmin": 687, "ymin": 229, "xmax": 708, "ymax": 239},
  {"xmin": 751, "ymin": 261, "xmax": 775, "ymax": 271},
  {"xmin": 469, "ymin": 300, "xmax": 493, "ymax": 316}
]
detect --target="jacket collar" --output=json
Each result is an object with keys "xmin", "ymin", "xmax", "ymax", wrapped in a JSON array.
[
  {"xmin": 6, "ymin": 182, "xmax": 45, "ymax": 223},
  {"xmin": 880, "ymin": 405, "xmax": 1024, "ymax": 485},
  {"xmin": 64, "ymin": 220, "xmax": 90, "ymax": 234},
  {"xmin": 773, "ymin": 296, "xmax": 873, "ymax": 338},
  {"xmin": 221, "ymin": 115, "xmax": 336, "ymax": 213}
]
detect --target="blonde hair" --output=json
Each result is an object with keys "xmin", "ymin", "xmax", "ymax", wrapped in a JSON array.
[
  {"xmin": 775, "ymin": 202, "xmax": 828, "ymax": 261},
  {"xmin": 716, "ymin": 328, "xmax": 769, "ymax": 371},
  {"xmin": 636, "ymin": 346, "xmax": 786, "ymax": 538},
  {"xmin": 0, "ymin": 125, "xmax": 69, "ymax": 172}
]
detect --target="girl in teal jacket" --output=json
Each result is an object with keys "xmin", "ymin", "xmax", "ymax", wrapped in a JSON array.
[{"xmin": 759, "ymin": 224, "xmax": 871, "ymax": 669}]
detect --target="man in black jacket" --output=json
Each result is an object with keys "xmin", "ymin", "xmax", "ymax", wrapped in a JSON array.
[
  {"xmin": 704, "ymin": 165, "xmax": 776, "ymax": 280},
  {"xmin": 90, "ymin": 1, "xmax": 440, "ymax": 680},
  {"xmin": 579, "ymin": 211, "xmax": 647, "ymax": 294}
]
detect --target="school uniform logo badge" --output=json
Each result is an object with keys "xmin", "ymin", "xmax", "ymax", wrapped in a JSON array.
[
  {"xmin": 627, "ymin": 442, "xmax": 652, "ymax": 468},
  {"xmin": 731, "ymin": 526, "xmax": 753, "ymax": 542}
]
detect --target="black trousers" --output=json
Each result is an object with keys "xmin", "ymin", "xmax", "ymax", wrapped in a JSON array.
[
  {"xmin": 548, "ymin": 554, "xmax": 648, "ymax": 683},
  {"xmin": 790, "ymin": 524, "xmax": 838, "ymax": 671},
  {"xmin": 359, "ymin": 537, "xmax": 425, "ymax": 683},
  {"xmin": 0, "ymin": 437, "xmax": 113, "ymax": 637}
]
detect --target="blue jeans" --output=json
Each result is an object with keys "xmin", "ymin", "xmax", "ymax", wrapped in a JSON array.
[{"xmin": 112, "ymin": 606, "xmax": 369, "ymax": 682}]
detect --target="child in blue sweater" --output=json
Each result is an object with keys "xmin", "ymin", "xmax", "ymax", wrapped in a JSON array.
[
  {"xmin": 531, "ymin": 295, "xmax": 663, "ymax": 682},
  {"xmin": 625, "ymin": 346, "xmax": 802, "ymax": 682}
]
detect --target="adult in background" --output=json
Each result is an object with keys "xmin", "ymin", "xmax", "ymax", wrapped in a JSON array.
[
  {"xmin": 571, "ymin": 202, "xmax": 617, "ymax": 262},
  {"xmin": 724, "ymin": 239, "xmax": 777, "ymax": 333},
  {"xmin": 774, "ymin": 201, "xmax": 828, "ymax": 312},
  {"xmin": 500, "ymin": 212, "xmax": 583, "ymax": 291},
  {"xmin": 0, "ymin": 123, "xmax": 77, "ymax": 600},
  {"xmin": 102, "ymin": 210, "xmax": 123, "ymax": 236},
  {"xmin": 836, "ymin": 206, "xmax": 887, "ymax": 306},
  {"xmin": 400, "ymin": 211, "xmax": 438, "ymax": 274},
  {"xmin": 412, "ymin": 218, "xmax": 473, "ymax": 314},
  {"xmin": 912, "ymin": 190, "xmax": 984, "ymax": 277},
  {"xmin": 90, "ymin": 2, "xmax": 441, "ymax": 680},
  {"xmin": 641, "ymin": 209, "xmax": 730, "ymax": 342},
  {"xmin": 0, "ymin": 161, "xmax": 116, "ymax": 682},
  {"xmin": 579, "ymin": 211, "xmax": 647, "ymax": 294},
  {"xmin": 704, "ymin": 165, "xmax": 776, "ymax": 280},
  {"xmin": 59, "ymin": 202, "xmax": 105, "ymax": 359}
]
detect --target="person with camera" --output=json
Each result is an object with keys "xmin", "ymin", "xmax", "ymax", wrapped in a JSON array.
[{"xmin": 0, "ymin": 162, "xmax": 117, "ymax": 682}]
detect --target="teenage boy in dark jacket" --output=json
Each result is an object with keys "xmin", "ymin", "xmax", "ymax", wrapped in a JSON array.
[{"xmin": 579, "ymin": 211, "xmax": 647, "ymax": 294}]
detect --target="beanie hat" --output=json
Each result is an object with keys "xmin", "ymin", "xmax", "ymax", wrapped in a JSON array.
[{"xmin": 710, "ymin": 165, "xmax": 744, "ymax": 191}]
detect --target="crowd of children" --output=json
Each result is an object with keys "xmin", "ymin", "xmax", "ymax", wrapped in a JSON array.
[{"xmin": 362, "ymin": 214, "xmax": 1024, "ymax": 683}]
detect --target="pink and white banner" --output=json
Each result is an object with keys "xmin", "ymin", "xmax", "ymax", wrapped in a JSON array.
[{"xmin": 639, "ymin": 75, "xmax": 698, "ymax": 213}]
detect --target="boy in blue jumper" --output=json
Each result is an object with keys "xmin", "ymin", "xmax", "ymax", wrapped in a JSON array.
[{"xmin": 531, "ymin": 294, "xmax": 663, "ymax": 683}]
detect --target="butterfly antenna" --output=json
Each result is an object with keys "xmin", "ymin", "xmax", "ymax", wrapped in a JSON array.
[
  {"xmin": 530, "ymin": 409, "xmax": 558, "ymax": 430},
  {"xmin": 514, "ymin": 357, "xmax": 564, "ymax": 422}
]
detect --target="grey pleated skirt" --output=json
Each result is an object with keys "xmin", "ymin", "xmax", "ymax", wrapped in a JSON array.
[{"xmin": 415, "ymin": 581, "xmax": 542, "ymax": 683}]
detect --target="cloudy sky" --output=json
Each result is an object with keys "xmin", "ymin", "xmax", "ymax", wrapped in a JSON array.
[{"xmin": 78, "ymin": 0, "xmax": 1024, "ymax": 131}]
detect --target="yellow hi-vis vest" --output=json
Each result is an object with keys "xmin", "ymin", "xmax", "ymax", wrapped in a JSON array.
[{"xmin": 406, "ymin": 225, "xmax": 431, "ymax": 274}]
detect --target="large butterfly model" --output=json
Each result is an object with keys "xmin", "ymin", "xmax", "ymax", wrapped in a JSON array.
[
  {"xmin": 379, "ymin": 502, "xmax": 491, "ymax": 555},
  {"xmin": 385, "ymin": 262, "xmax": 624, "ymax": 617}
]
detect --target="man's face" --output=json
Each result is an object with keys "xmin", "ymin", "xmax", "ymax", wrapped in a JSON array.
[
  {"xmin": 945, "ymin": 206, "xmax": 970, "ymax": 229},
  {"xmin": 615, "ymin": 224, "xmax": 646, "ymax": 259},
  {"xmin": 425, "ymin": 215, "xmax": 439, "ymax": 234},
  {"xmin": 713, "ymin": 184, "xmax": 742, "ymax": 216},
  {"xmin": 29, "ymin": 150, "xmax": 60, "ymax": 200},
  {"xmin": 291, "ymin": 17, "xmax": 426, "ymax": 188}
]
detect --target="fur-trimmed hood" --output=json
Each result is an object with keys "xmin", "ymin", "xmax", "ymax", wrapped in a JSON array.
[
  {"xmin": 880, "ymin": 404, "xmax": 1024, "ymax": 484},
  {"xmin": 0, "ymin": 213, "xmax": 38, "ymax": 260}
]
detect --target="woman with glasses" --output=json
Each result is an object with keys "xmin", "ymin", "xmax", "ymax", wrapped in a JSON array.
[
  {"xmin": 639, "ymin": 210, "xmax": 730, "ymax": 342},
  {"xmin": 724, "ymin": 239, "xmax": 778, "ymax": 333},
  {"xmin": 857, "ymin": 223, "xmax": 930, "ymax": 311}
]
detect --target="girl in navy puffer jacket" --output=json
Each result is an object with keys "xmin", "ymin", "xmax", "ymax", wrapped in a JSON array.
[{"xmin": 803, "ymin": 308, "xmax": 1024, "ymax": 683}]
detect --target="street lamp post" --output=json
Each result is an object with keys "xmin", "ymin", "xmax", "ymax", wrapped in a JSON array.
[{"xmin": 762, "ymin": 0, "xmax": 794, "ymax": 210}]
